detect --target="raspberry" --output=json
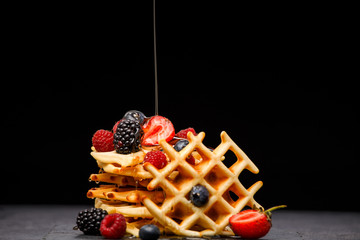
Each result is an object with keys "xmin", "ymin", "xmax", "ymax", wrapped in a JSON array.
[
  {"xmin": 92, "ymin": 130, "xmax": 114, "ymax": 152},
  {"xmin": 144, "ymin": 151, "xmax": 168, "ymax": 169},
  {"xmin": 100, "ymin": 213, "xmax": 126, "ymax": 239},
  {"xmin": 175, "ymin": 128, "xmax": 197, "ymax": 139}
]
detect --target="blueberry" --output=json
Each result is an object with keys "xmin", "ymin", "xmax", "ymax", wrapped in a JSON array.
[
  {"xmin": 190, "ymin": 185, "xmax": 209, "ymax": 207},
  {"xmin": 174, "ymin": 139, "xmax": 189, "ymax": 152},
  {"xmin": 139, "ymin": 224, "xmax": 160, "ymax": 240},
  {"xmin": 123, "ymin": 110, "xmax": 146, "ymax": 124}
]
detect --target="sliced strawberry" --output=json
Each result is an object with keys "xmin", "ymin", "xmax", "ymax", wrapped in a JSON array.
[{"xmin": 142, "ymin": 116, "xmax": 175, "ymax": 146}]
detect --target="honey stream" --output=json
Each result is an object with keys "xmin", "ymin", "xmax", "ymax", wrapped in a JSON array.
[{"xmin": 153, "ymin": 0, "xmax": 159, "ymax": 116}]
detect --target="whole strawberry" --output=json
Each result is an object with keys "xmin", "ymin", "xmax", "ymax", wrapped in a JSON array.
[{"xmin": 229, "ymin": 205, "xmax": 286, "ymax": 239}]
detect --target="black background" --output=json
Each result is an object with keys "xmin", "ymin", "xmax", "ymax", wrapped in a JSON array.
[{"xmin": 2, "ymin": 2, "xmax": 358, "ymax": 211}]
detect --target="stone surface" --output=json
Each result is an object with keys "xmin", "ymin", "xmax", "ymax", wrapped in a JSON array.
[{"xmin": 0, "ymin": 205, "xmax": 359, "ymax": 240}]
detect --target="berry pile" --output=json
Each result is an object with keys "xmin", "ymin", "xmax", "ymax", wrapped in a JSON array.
[
  {"xmin": 91, "ymin": 110, "xmax": 198, "ymax": 157},
  {"xmin": 87, "ymin": 110, "xmax": 202, "ymax": 238},
  {"xmin": 92, "ymin": 110, "xmax": 146, "ymax": 153},
  {"xmin": 75, "ymin": 209, "xmax": 128, "ymax": 239}
]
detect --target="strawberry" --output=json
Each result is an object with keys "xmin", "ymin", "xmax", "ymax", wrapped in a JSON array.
[
  {"xmin": 92, "ymin": 130, "xmax": 114, "ymax": 152},
  {"xmin": 229, "ymin": 205, "xmax": 286, "ymax": 239},
  {"xmin": 175, "ymin": 127, "xmax": 197, "ymax": 139},
  {"xmin": 144, "ymin": 150, "xmax": 168, "ymax": 169},
  {"xmin": 141, "ymin": 115, "xmax": 175, "ymax": 146}
]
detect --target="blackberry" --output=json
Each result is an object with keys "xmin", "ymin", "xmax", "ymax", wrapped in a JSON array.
[
  {"xmin": 113, "ymin": 119, "xmax": 142, "ymax": 154},
  {"xmin": 75, "ymin": 207, "xmax": 108, "ymax": 235}
]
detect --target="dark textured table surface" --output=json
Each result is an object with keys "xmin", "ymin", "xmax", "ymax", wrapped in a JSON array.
[{"xmin": 0, "ymin": 205, "xmax": 359, "ymax": 240}]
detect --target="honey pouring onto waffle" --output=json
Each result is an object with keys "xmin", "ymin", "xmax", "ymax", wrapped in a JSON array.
[
  {"xmin": 72, "ymin": 1, "xmax": 287, "ymax": 238},
  {"xmin": 73, "ymin": 110, "xmax": 288, "ymax": 240}
]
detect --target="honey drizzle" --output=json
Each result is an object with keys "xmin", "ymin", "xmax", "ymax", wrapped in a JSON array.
[{"xmin": 153, "ymin": 0, "xmax": 159, "ymax": 116}]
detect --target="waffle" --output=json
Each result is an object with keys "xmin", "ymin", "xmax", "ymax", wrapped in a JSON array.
[
  {"xmin": 89, "ymin": 173, "xmax": 150, "ymax": 187},
  {"xmin": 87, "ymin": 131, "xmax": 262, "ymax": 237},
  {"xmin": 91, "ymin": 146, "xmax": 153, "ymax": 179},
  {"xmin": 95, "ymin": 198, "xmax": 153, "ymax": 218},
  {"xmin": 91, "ymin": 149, "xmax": 145, "ymax": 167},
  {"xmin": 87, "ymin": 185, "xmax": 164, "ymax": 204},
  {"xmin": 88, "ymin": 155, "xmax": 155, "ymax": 237},
  {"xmin": 88, "ymin": 183, "xmax": 158, "ymax": 236},
  {"xmin": 97, "ymin": 161, "xmax": 153, "ymax": 179},
  {"xmin": 142, "ymin": 131, "xmax": 262, "ymax": 237}
]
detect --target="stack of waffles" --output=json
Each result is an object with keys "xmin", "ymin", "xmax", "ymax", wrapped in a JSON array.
[{"xmin": 87, "ymin": 131, "xmax": 263, "ymax": 237}]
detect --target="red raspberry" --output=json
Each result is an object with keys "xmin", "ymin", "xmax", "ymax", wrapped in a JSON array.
[
  {"xmin": 100, "ymin": 213, "xmax": 126, "ymax": 239},
  {"xmin": 175, "ymin": 128, "xmax": 197, "ymax": 139},
  {"xmin": 92, "ymin": 130, "xmax": 114, "ymax": 152},
  {"xmin": 144, "ymin": 151, "xmax": 168, "ymax": 169}
]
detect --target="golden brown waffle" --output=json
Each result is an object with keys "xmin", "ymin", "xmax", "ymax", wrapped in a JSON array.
[
  {"xmin": 91, "ymin": 146, "xmax": 153, "ymax": 179},
  {"xmin": 91, "ymin": 145, "xmax": 159, "ymax": 168},
  {"xmin": 89, "ymin": 173, "xmax": 150, "ymax": 187},
  {"xmin": 141, "ymin": 131, "xmax": 263, "ymax": 237},
  {"xmin": 95, "ymin": 198, "xmax": 152, "ymax": 218},
  {"xmin": 87, "ymin": 185, "xmax": 164, "ymax": 204},
  {"xmin": 91, "ymin": 149, "xmax": 145, "ymax": 167},
  {"xmin": 97, "ymin": 163, "xmax": 153, "ymax": 179}
]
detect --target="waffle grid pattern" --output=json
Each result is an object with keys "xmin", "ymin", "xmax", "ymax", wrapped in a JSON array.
[{"xmin": 142, "ymin": 131, "xmax": 263, "ymax": 237}]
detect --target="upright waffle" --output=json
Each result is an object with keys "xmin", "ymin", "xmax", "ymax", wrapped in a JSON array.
[{"xmin": 142, "ymin": 131, "xmax": 262, "ymax": 237}]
